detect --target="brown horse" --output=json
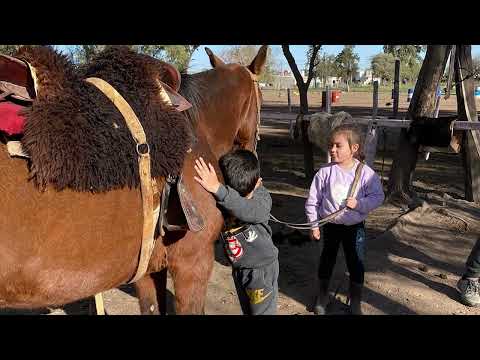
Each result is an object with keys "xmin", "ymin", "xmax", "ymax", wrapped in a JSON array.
[
  {"xmin": 0, "ymin": 45, "xmax": 267, "ymax": 314},
  {"xmin": 0, "ymin": 46, "xmax": 192, "ymax": 309},
  {"xmin": 133, "ymin": 46, "xmax": 268, "ymax": 314}
]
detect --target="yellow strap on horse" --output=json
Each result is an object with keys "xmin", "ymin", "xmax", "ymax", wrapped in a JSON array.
[{"xmin": 85, "ymin": 77, "xmax": 160, "ymax": 285}]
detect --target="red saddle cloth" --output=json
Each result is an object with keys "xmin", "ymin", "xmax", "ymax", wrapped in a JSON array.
[{"xmin": 0, "ymin": 101, "xmax": 26, "ymax": 135}]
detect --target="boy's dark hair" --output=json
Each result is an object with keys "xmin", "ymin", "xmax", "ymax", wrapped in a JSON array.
[{"xmin": 219, "ymin": 149, "xmax": 260, "ymax": 196}]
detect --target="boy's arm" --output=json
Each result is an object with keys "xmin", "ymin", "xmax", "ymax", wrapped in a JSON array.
[
  {"xmin": 214, "ymin": 184, "xmax": 272, "ymax": 224},
  {"xmin": 354, "ymin": 172, "xmax": 385, "ymax": 214}
]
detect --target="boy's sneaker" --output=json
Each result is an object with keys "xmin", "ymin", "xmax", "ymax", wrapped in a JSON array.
[{"xmin": 457, "ymin": 277, "xmax": 480, "ymax": 307}]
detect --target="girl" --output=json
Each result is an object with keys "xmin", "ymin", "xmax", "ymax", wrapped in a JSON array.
[{"xmin": 305, "ymin": 124, "xmax": 385, "ymax": 315}]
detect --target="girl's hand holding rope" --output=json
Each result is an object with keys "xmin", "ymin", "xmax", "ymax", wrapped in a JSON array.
[{"xmin": 310, "ymin": 228, "xmax": 321, "ymax": 241}]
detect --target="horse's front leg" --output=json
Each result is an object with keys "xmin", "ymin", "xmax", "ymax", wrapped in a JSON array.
[
  {"xmin": 169, "ymin": 235, "xmax": 216, "ymax": 314},
  {"xmin": 134, "ymin": 269, "xmax": 168, "ymax": 315}
]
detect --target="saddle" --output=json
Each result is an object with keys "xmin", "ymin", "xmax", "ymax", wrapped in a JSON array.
[
  {"xmin": 0, "ymin": 52, "xmax": 205, "ymax": 236},
  {"xmin": 158, "ymin": 173, "xmax": 205, "ymax": 236}
]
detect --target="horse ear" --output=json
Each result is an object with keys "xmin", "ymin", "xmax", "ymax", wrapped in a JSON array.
[
  {"xmin": 248, "ymin": 45, "xmax": 268, "ymax": 75},
  {"xmin": 205, "ymin": 47, "xmax": 225, "ymax": 68}
]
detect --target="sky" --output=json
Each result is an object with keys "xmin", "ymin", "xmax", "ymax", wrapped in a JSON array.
[
  {"xmin": 188, "ymin": 45, "xmax": 386, "ymax": 72},
  {"xmin": 188, "ymin": 45, "xmax": 480, "ymax": 73},
  {"xmin": 57, "ymin": 45, "xmax": 480, "ymax": 73}
]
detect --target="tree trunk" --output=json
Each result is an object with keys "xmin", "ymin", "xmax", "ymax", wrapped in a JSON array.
[
  {"xmin": 298, "ymin": 83, "xmax": 314, "ymax": 179},
  {"xmin": 387, "ymin": 45, "xmax": 451, "ymax": 205},
  {"xmin": 282, "ymin": 45, "xmax": 317, "ymax": 180},
  {"xmin": 455, "ymin": 45, "xmax": 480, "ymax": 203}
]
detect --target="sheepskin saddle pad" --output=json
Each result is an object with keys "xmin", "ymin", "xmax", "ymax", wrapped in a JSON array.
[{"xmin": 12, "ymin": 46, "xmax": 193, "ymax": 192}]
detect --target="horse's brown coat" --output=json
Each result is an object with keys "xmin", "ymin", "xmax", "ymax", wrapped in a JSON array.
[{"xmin": 0, "ymin": 46, "xmax": 268, "ymax": 313}]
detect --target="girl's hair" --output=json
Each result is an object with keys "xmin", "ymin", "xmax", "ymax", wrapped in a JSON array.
[{"xmin": 328, "ymin": 123, "xmax": 365, "ymax": 162}]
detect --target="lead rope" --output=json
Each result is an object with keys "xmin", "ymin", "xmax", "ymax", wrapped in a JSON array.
[{"xmin": 269, "ymin": 162, "xmax": 365, "ymax": 230}]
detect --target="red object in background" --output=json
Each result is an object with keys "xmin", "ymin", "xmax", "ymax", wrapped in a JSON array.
[
  {"xmin": 0, "ymin": 101, "xmax": 26, "ymax": 135},
  {"xmin": 331, "ymin": 90, "xmax": 341, "ymax": 103}
]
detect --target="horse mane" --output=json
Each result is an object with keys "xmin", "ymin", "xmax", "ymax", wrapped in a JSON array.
[
  {"xmin": 18, "ymin": 46, "xmax": 193, "ymax": 192},
  {"xmin": 179, "ymin": 71, "xmax": 213, "ymax": 125}
]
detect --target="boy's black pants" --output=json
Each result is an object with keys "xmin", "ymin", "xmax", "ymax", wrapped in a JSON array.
[{"xmin": 318, "ymin": 222, "xmax": 366, "ymax": 284}]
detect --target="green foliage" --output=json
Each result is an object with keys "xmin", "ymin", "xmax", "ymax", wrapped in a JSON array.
[
  {"xmin": 309, "ymin": 50, "xmax": 336, "ymax": 87},
  {"xmin": 0, "ymin": 45, "xmax": 24, "ymax": 56},
  {"xmin": 334, "ymin": 45, "xmax": 359, "ymax": 88},
  {"xmin": 383, "ymin": 45, "xmax": 424, "ymax": 66},
  {"xmin": 149, "ymin": 45, "xmax": 200, "ymax": 73},
  {"xmin": 382, "ymin": 45, "xmax": 424, "ymax": 82},
  {"xmin": 67, "ymin": 45, "xmax": 199, "ymax": 73},
  {"xmin": 371, "ymin": 53, "xmax": 396, "ymax": 83}
]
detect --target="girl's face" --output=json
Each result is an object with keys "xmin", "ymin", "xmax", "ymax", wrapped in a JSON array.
[{"xmin": 328, "ymin": 132, "xmax": 359, "ymax": 165}]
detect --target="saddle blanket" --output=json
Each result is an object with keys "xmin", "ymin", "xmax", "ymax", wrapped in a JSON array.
[{"xmin": 0, "ymin": 101, "xmax": 26, "ymax": 136}]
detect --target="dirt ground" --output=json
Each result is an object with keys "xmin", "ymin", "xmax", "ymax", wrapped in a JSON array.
[{"xmin": 4, "ymin": 91, "xmax": 480, "ymax": 315}]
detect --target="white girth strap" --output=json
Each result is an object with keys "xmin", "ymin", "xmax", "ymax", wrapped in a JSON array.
[{"xmin": 85, "ymin": 77, "xmax": 160, "ymax": 284}]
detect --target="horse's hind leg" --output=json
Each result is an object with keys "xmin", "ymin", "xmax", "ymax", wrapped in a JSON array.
[{"xmin": 134, "ymin": 269, "xmax": 168, "ymax": 315}]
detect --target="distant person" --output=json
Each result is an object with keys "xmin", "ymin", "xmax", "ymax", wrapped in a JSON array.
[
  {"xmin": 457, "ymin": 237, "xmax": 480, "ymax": 307},
  {"xmin": 194, "ymin": 150, "xmax": 279, "ymax": 315},
  {"xmin": 305, "ymin": 124, "xmax": 385, "ymax": 315}
]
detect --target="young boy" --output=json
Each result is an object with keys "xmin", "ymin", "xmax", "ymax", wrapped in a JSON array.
[{"xmin": 193, "ymin": 150, "xmax": 279, "ymax": 315}]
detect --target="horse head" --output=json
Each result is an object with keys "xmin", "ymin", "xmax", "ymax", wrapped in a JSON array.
[
  {"xmin": 205, "ymin": 45, "xmax": 267, "ymax": 153},
  {"xmin": 180, "ymin": 46, "xmax": 268, "ymax": 157}
]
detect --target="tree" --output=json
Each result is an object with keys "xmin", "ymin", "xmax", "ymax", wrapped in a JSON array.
[
  {"xmin": 219, "ymin": 45, "xmax": 280, "ymax": 84},
  {"xmin": 371, "ymin": 53, "xmax": 396, "ymax": 84},
  {"xmin": 334, "ymin": 45, "xmax": 359, "ymax": 92},
  {"xmin": 455, "ymin": 46, "xmax": 480, "ymax": 203},
  {"xmin": 310, "ymin": 51, "xmax": 336, "ymax": 88},
  {"xmin": 68, "ymin": 45, "xmax": 200, "ymax": 72},
  {"xmin": 282, "ymin": 44, "xmax": 321, "ymax": 180},
  {"xmin": 152, "ymin": 45, "xmax": 200, "ymax": 73},
  {"xmin": 0, "ymin": 45, "xmax": 24, "ymax": 56},
  {"xmin": 384, "ymin": 45, "xmax": 425, "ymax": 82},
  {"xmin": 69, "ymin": 45, "xmax": 106, "ymax": 64},
  {"xmin": 387, "ymin": 45, "xmax": 452, "ymax": 205},
  {"xmin": 383, "ymin": 45, "xmax": 424, "ymax": 66}
]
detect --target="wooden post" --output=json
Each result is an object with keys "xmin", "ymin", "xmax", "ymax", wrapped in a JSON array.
[
  {"xmin": 455, "ymin": 45, "xmax": 480, "ymax": 203},
  {"xmin": 325, "ymin": 86, "xmax": 331, "ymax": 114},
  {"xmin": 287, "ymin": 88, "xmax": 292, "ymax": 112},
  {"xmin": 364, "ymin": 81, "xmax": 379, "ymax": 167},
  {"xmin": 424, "ymin": 87, "xmax": 443, "ymax": 160},
  {"xmin": 433, "ymin": 89, "xmax": 441, "ymax": 118},
  {"xmin": 392, "ymin": 59, "xmax": 400, "ymax": 119}
]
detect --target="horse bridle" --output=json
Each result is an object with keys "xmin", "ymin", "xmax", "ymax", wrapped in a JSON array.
[{"xmin": 248, "ymin": 70, "xmax": 262, "ymax": 153}]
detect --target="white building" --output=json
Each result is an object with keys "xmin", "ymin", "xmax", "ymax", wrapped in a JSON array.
[
  {"xmin": 354, "ymin": 69, "xmax": 382, "ymax": 85},
  {"xmin": 269, "ymin": 69, "xmax": 307, "ymax": 89}
]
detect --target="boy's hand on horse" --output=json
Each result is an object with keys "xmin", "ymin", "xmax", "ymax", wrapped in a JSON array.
[
  {"xmin": 194, "ymin": 157, "xmax": 221, "ymax": 194},
  {"xmin": 345, "ymin": 197, "xmax": 358, "ymax": 210},
  {"xmin": 310, "ymin": 228, "xmax": 321, "ymax": 241}
]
